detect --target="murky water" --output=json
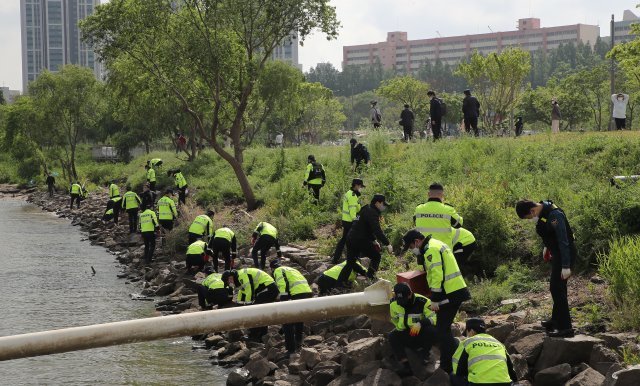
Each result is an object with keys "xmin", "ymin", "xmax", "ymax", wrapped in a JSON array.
[{"xmin": 0, "ymin": 200, "xmax": 229, "ymax": 385}]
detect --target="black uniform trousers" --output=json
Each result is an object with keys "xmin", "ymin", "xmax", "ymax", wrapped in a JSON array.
[
  {"xmin": 550, "ymin": 260, "xmax": 572, "ymax": 331},
  {"xmin": 435, "ymin": 300, "xmax": 462, "ymax": 373},
  {"xmin": 316, "ymin": 274, "xmax": 338, "ymax": 296},
  {"xmin": 252, "ymin": 234, "xmax": 280, "ymax": 269},
  {"xmin": 332, "ymin": 221, "xmax": 353, "ymax": 263},
  {"xmin": 402, "ymin": 125, "xmax": 413, "ymax": 141},
  {"xmin": 615, "ymin": 118, "xmax": 626, "ymax": 130},
  {"xmin": 464, "ymin": 116, "xmax": 479, "ymax": 136},
  {"xmin": 178, "ymin": 187, "xmax": 187, "ymax": 204},
  {"xmin": 159, "ymin": 219, "xmax": 174, "ymax": 230},
  {"xmin": 188, "ymin": 232, "xmax": 202, "ymax": 245},
  {"xmin": 210, "ymin": 237, "xmax": 232, "ymax": 271},
  {"xmin": 197, "ymin": 286, "xmax": 232, "ymax": 310},
  {"xmin": 70, "ymin": 194, "xmax": 81, "ymax": 209},
  {"xmin": 248, "ymin": 283, "xmax": 279, "ymax": 341},
  {"xmin": 141, "ymin": 231, "xmax": 156, "ymax": 262},
  {"xmin": 126, "ymin": 208, "xmax": 139, "ymax": 233},
  {"xmin": 307, "ymin": 184, "xmax": 322, "ymax": 203},
  {"xmin": 338, "ymin": 238, "xmax": 379, "ymax": 283},
  {"xmin": 432, "ymin": 119, "xmax": 442, "ymax": 140},
  {"xmin": 282, "ymin": 292, "xmax": 313, "ymax": 353},
  {"xmin": 48, "ymin": 184, "xmax": 55, "ymax": 197},
  {"xmin": 186, "ymin": 253, "xmax": 206, "ymax": 272},
  {"xmin": 389, "ymin": 321, "xmax": 437, "ymax": 361}
]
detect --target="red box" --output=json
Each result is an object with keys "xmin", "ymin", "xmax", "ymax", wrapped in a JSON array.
[{"xmin": 396, "ymin": 271, "xmax": 429, "ymax": 297}]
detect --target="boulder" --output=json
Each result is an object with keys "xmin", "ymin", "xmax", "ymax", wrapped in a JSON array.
[
  {"xmin": 423, "ymin": 368, "xmax": 451, "ymax": 386},
  {"xmin": 353, "ymin": 315, "xmax": 372, "ymax": 329},
  {"xmin": 535, "ymin": 335, "xmax": 603, "ymax": 372},
  {"xmin": 341, "ymin": 337, "xmax": 382, "ymax": 375},
  {"xmin": 510, "ymin": 354, "xmax": 529, "ymax": 380},
  {"xmin": 533, "ymin": 363, "xmax": 571, "ymax": 386},
  {"xmin": 505, "ymin": 324, "xmax": 546, "ymax": 346},
  {"xmin": 565, "ymin": 366, "xmax": 605, "ymax": 386},
  {"xmin": 205, "ymin": 335, "xmax": 225, "ymax": 349},
  {"xmin": 307, "ymin": 369, "xmax": 335, "ymax": 386},
  {"xmin": 611, "ymin": 365, "xmax": 640, "ymax": 386},
  {"xmin": 362, "ymin": 368, "xmax": 402, "ymax": 386},
  {"xmin": 304, "ymin": 335, "xmax": 324, "ymax": 346},
  {"xmin": 300, "ymin": 347, "xmax": 321, "ymax": 369},
  {"xmin": 406, "ymin": 350, "xmax": 435, "ymax": 380},
  {"xmin": 154, "ymin": 282, "xmax": 175, "ymax": 296},
  {"xmin": 511, "ymin": 332, "xmax": 546, "ymax": 365},
  {"xmin": 244, "ymin": 357, "xmax": 273, "ymax": 379},
  {"xmin": 226, "ymin": 369, "xmax": 250, "ymax": 386},
  {"xmin": 352, "ymin": 360, "xmax": 382, "ymax": 376},
  {"xmin": 347, "ymin": 329, "xmax": 373, "ymax": 342},
  {"xmin": 596, "ymin": 333, "xmax": 637, "ymax": 350},
  {"xmin": 486, "ymin": 323, "xmax": 515, "ymax": 343},
  {"xmin": 603, "ymin": 363, "xmax": 625, "ymax": 386},
  {"xmin": 590, "ymin": 344, "xmax": 621, "ymax": 376}
]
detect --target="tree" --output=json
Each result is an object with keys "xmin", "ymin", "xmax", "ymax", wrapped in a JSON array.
[
  {"xmin": 455, "ymin": 48, "xmax": 531, "ymax": 132},
  {"xmin": 296, "ymin": 82, "xmax": 345, "ymax": 143},
  {"xmin": 565, "ymin": 65, "xmax": 609, "ymax": 130},
  {"xmin": 82, "ymin": 0, "xmax": 339, "ymax": 210},
  {"xmin": 376, "ymin": 76, "xmax": 430, "ymax": 124},
  {"xmin": 0, "ymin": 90, "xmax": 5, "ymax": 105},
  {"xmin": 305, "ymin": 62, "xmax": 340, "ymax": 91}
]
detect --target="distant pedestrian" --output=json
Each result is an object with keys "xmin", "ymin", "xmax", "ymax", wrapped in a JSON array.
[
  {"xmin": 145, "ymin": 165, "xmax": 156, "ymax": 191},
  {"xmin": 515, "ymin": 116, "xmax": 524, "ymax": 137},
  {"xmin": 303, "ymin": 155, "xmax": 326, "ymax": 204},
  {"xmin": 349, "ymin": 138, "xmax": 371, "ymax": 171},
  {"xmin": 122, "ymin": 185, "xmax": 142, "ymax": 234},
  {"xmin": 332, "ymin": 178, "xmax": 365, "ymax": 264},
  {"xmin": 551, "ymin": 98, "xmax": 561, "ymax": 134},
  {"xmin": 462, "ymin": 89, "xmax": 481, "ymax": 136},
  {"xmin": 275, "ymin": 132, "xmax": 284, "ymax": 147},
  {"xmin": 370, "ymin": 101, "xmax": 382, "ymax": 128},
  {"xmin": 140, "ymin": 183, "xmax": 156, "ymax": 210},
  {"xmin": 428, "ymin": 91, "xmax": 443, "ymax": 140},
  {"xmin": 69, "ymin": 181, "xmax": 83, "ymax": 210},
  {"xmin": 400, "ymin": 104, "xmax": 415, "ymax": 141},
  {"xmin": 46, "ymin": 173, "xmax": 56, "ymax": 197},
  {"xmin": 139, "ymin": 204, "xmax": 159, "ymax": 263},
  {"xmin": 612, "ymin": 93, "xmax": 630, "ymax": 130}
]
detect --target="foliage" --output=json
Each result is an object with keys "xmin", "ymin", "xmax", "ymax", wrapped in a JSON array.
[{"xmin": 376, "ymin": 76, "xmax": 430, "ymax": 125}]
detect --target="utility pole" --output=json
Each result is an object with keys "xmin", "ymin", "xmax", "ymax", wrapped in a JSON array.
[{"xmin": 610, "ymin": 14, "xmax": 616, "ymax": 131}]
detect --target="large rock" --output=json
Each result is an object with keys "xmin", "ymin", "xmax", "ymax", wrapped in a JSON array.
[
  {"xmin": 590, "ymin": 344, "xmax": 621, "ymax": 376},
  {"xmin": 611, "ymin": 365, "xmax": 640, "ymax": 386},
  {"xmin": 423, "ymin": 368, "xmax": 451, "ymax": 386},
  {"xmin": 341, "ymin": 337, "xmax": 382, "ymax": 375},
  {"xmin": 487, "ymin": 323, "xmax": 516, "ymax": 343},
  {"xmin": 406, "ymin": 350, "xmax": 436, "ymax": 380},
  {"xmin": 565, "ymin": 366, "xmax": 605, "ymax": 386},
  {"xmin": 352, "ymin": 360, "xmax": 382, "ymax": 376},
  {"xmin": 244, "ymin": 357, "xmax": 274, "ymax": 379},
  {"xmin": 533, "ymin": 363, "xmax": 572, "ymax": 386},
  {"xmin": 603, "ymin": 363, "xmax": 625, "ymax": 386},
  {"xmin": 300, "ymin": 347, "xmax": 321, "ymax": 369},
  {"xmin": 154, "ymin": 282, "xmax": 175, "ymax": 296},
  {"xmin": 362, "ymin": 368, "xmax": 402, "ymax": 386},
  {"xmin": 347, "ymin": 329, "xmax": 373, "ymax": 342},
  {"xmin": 510, "ymin": 354, "xmax": 529, "ymax": 380},
  {"xmin": 506, "ymin": 324, "xmax": 546, "ymax": 346},
  {"xmin": 511, "ymin": 332, "xmax": 546, "ymax": 365},
  {"xmin": 596, "ymin": 333, "xmax": 638, "ymax": 350},
  {"xmin": 535, "ymin": 335, "xmax": 603, "ymax": 372},
  {"xmin": 226, "ymin": 369, "xmax": 250, "ymax": 386}
]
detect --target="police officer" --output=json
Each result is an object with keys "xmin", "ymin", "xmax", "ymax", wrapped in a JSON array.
[
  {"xmin": 169, "ymin": 169, "xmax": 188, "ymax": 205},
  {"xmin": 402, "ymin": 228, "xmax": 471, "ymax": 374},
  {"xmin": 332, "ymin": 178, "xmax": 364, "ymax": 264},
  {"xmin": 350, "ymin": 138, "xmax": 371, "ymax": 171},
  {"xmin": 108, "ymin": 180, "xmax": 120, "ymax": 200},
  {"xmin": 103, "ymin": 195, "xmax": 121, "ymax": 224},
  {"xmin": 148, "ymin": 158, "xmax": 163, "ymax": 168},
  {"xmin": 451, "ymin": 318, "xmax": 517, "ymax": 386},
  {"xmin": 251, "ymin": 221, "xmax": 283, "ymax": 269},
  {"xmin": 271, "ymin": 261, "xmax": 313, "ymax": 355},
  {"xmin": 157, "ymin": 189, "xmax": 178, "ymax": 230},
  {"xmin": 316, "ymin": 260, "xmax": 367, "ymax": 295},
  {"xmin": 222, "ymin": 268, "xmax": 279, "ymax": 341},
  {"xmin": 145, "ymin": 165, "xmax": 157, "ymax": 191},
  {"xmin": 197, "ymin": 268, "xmax": 232, "ymax": 310},
  {"xmin": 516, "ymin": 199, "xmax": 576, "ymax": 338},
  {"xmin": 140, "ymin": 183, "xmax": 156, "ymax": 210},
  {"xmin": 186, "ymin": 238, "xmax": 213, "ymax": 273},
  {"xmin": 340, "ymin": 194, "xmax": 393, "ymax": 282},
  {"xmin": 451, "ymin": 227, "xmax": 478, "ymax": 270},
  {"xmin": 188, "ymin": 210, "xmax": 214, "ymax": 244},
  {"xmin": 70, "ymin": 181, "xmax": 83, "ymax": 209},
  {"xmin": 414, "ymin": 183, "xmax": 463, "ymax": 248},
  {"xmin": 139, "ymin": 204, "xmax": 159, "ymax": 263},
  {"xmin": 389, "ymin": 283, "xmax": 437, "ymax": 376},
  {"xmin": 427, "ymin": 90, "xmax": 443, "ymax": 140},
  {"xmin": 210, "ymin": 226, "xmax": 238, "ymax": 272},
  {"xmin": 303, "ymin": 155, "xmax": 326, "ymax": 203},
  {"xmin": 122, "ymin": 185, "xmax": 142, "ymax": 234}
]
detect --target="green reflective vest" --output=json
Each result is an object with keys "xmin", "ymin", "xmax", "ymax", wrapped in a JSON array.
[
  {"xmin": 305, "ymin": 162, "xmax": 324, "ymax": 185},
  {"xmin": 202, "ymin": 273, "xmax": 225, "ymax": 290},
  {"xmin": 109, "ymin": 183, "xmax": 120, "ymax": 198},
  {"xmin": 187, "ymin": 240, "xmax": 207, "ymax": 255},
  {"xmin": 157, "ymin": 196, "xmax": 178, "ymax": 220},
  {"xmin": 237, "ymin": 268, "xmax": 275, "ymax": 304},
  {"xmin": 71, "ymin": 183, "xmax": 82, "ymax": 195},
  {"xmin": 422, "ymin": 237, "xmax": 467, "ymax": 296},
  {"xmin": 273, "ymin": 266, "xmax": 312, "ymax": 296},
  {"xmin": 111, "ymin": 196, "xmax": 121, "ymax": 205},
  {"xmin": 189, "ymin": 215, "xmax": 213, "ymax": 237},
  {"xmin": 324, "ymin": 261, "xmax": 365, "ymax": 283},
  {"xmin": 139, "ymin": 209, "xmax": 158, "ymax": 232},
  {"xmin": 150, "ymin": 158, "xmax": 162, "ymax": 167},
  {"xmin": 255, "ymin": 222, "xmax": 277, "ymax": 238},
  {"xmin": 214, "ymin": 227, "xmax": 235, "ymax": 242},
  {"xmin": 414, "ymin": 200, "xmax": 463, "ymax": 247},
  {"xmin": 341, "ymin": 189, "xmax": 361, "ymax": 222},
  {"xmin": 122, "ymin": 191, "xmax": 141, "ymax": 209},
  {"xmin": 451, "ymin": 227, "xmax": 475, "ymax": 248},
  {"xmin": 452, "ymin": 333, "xmax": 512, "ymax": 384},
  {"xmin": 175, "ymin": 172, "xmax": 187, "ymax": 189},
  {"xmin": 390, "ymin": 293, "xmax": 437, "ymax": 331},
  {"xmin": 146, "ymin": 168, "xmax": 156, "ymax": 183}
]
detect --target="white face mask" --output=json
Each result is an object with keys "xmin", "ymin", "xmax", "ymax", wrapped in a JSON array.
[
  {"xmin": 411, "ymin": 247, "xmax": 421, "ymax": 256},
  {"xmin": 531, "ymin": 216, "xmax": 539, "ymax": 222},
  {"xmin": 379, "ymin": 204, "xmax": 387, "ymax": 212}
]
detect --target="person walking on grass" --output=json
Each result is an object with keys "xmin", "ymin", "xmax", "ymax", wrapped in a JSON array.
[
  {"xmin": 551, "ymin": 98, "xmax": 561, "ymax": 134},
  {"xmin": 612, "ymin": 93, "xmax": 630, "ymax": 130},
  {"xmin": 400, "ymin": 104, "xmax": 415, "ymax": 141}
]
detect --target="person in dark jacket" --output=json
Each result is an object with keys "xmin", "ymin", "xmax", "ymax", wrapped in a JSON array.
[
  {"xmin": 515, "ymin": 116, "xmax": 524, "ymax": 137},
  {"xmin": 339, "ymin": 194, "xmax": 393, "ymax": 282},
  {"xmin": 46, "ymin": 173, "xmax": 56, "ymax": 197},
  {"xmin": 428, "ymin": 91, "xmax": 443, "ymax": 141},
  {"xmin": 516, "ymin": 199, "xmax": 576, "ymax": 337},
  {"xmin": 400, "ymin": 104, "xmax": 415, "ymax": 141},
  {"xmin": 462, "ymin": 90, "xmax": 481, "ymax": 137},
  {"xmin": 349, "ymin": 138, "xmax": 371, "ymax": 171},
  {"xmin": 140, "ymin": 183, "xmax": 156, "ymax": 210}
]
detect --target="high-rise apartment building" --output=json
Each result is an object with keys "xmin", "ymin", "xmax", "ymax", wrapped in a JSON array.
[
  {"xmin": 271, "ymin": 34, "xmax": 301, "ymax": 70},
  {"xmin": 343, "ymin": 18, "xmax": 599, "ymax": 72},
  {"xmin": 20, "ymin": 0, "xmax": 102, "ymax": 92},
  {"xmin": 605, "ymin": 9, "xmax": 638, "ymax": 45}
]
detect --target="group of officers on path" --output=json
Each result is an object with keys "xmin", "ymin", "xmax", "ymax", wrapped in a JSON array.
[{"xmin": 80, "ymin": 141, "xmax": 576, "ymax": 385}]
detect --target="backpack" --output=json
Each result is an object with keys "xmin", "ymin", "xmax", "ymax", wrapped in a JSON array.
[
  {"xmin": 310, "ymin": 162, "xmax": 324, "ymax": 180},
  {"xmin": 437, "ymin": 98, "xmax": 447, "ymax": 117}
]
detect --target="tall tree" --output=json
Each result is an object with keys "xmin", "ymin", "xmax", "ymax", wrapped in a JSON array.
[
  {"xmin": 82, "ymin": 0, "xmax": 339, "ymax": 210},
  {"xmin": 376, "ymin": 76, "xmax": 430, "ymax": 124}
]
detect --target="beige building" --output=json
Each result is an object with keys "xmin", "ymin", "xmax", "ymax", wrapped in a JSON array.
[
  {"xmin": 603, "ymin": 9, "xmax": 638, "ymax": 46},
  {"xmin": 343, "ymin": 18, "xmax": 600, "ymax": 72}
]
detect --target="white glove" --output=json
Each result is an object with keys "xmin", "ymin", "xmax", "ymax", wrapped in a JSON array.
[
  {"xmin": 561, "ymin": 268, "xmax": 572, "ymax": 280},
  {"xmin": 386, "ymin": 244, "xmax": 393, "ymax": 254}
]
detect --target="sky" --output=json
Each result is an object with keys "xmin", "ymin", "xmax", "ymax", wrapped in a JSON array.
[{"xmin": 0, "ymin": 0, "xmax": 638, "ymax": 92}]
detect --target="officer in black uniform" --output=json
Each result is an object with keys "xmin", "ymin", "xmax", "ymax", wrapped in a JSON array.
[
  {"xmin": 516, "ymin": 199, "xmax": 576, "ymax": 337},
  {"xmin": 350, "ymin": 138, "xmax": 371, "ymax": 171}
]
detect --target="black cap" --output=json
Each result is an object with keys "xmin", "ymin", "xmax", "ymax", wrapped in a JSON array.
[
  {"xmin": 402, "ymin": 228, "xmax": 425, "ymax": 251},
  {"xmin": 463, "ymin": 89, "xmax": 471, "ymax": 95},
  {"xmin": 206, "ymin": 209, "xmax": 215, "ymax": 216},
  {"xmin": 371, "ymin": 194, "xmax": 390, "ymax": 206},
  {"xmin": 350, "ymin": 138, "xmax": 357, "ymax": 145},
  {"xmin": 165, "ymin": 189, "xmax": 174, "ymax": 194},
  {"xmin": 428, "ymin": 183, "xmax": 444, "ymax": 191},
  {"xmin": 203, "ymin": 266, "xmax": 215, "ymax": 275},
  {"xmin": 308, "ymin": 154, "xmax": 315, "ymax": 162},
  {"xmin": 465, "ymin": 318, "xmax": 486, "ymax": 334},
  {"xmin": 393, "ymin": 282, "xmax": 412, "ymax": 298},
  {"xmin": 352, "ymin": 178, "xmax": 365, "ymax": 187}
]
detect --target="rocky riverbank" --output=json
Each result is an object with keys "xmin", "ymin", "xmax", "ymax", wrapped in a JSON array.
[{"xmin": 26, "ymin": 189, "xmax": 640, "ymax": 386}]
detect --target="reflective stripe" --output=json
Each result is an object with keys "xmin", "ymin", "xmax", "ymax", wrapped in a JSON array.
[
  {"xmin": 452, "ymin": 228, "xmax": 461, "ymax": 246},
  {"xmin": 342, "ymin": 210, "xmax": 351, "ymax": 215},
  {"xmin": 467, "ymin": 354, "xmax": 507, "ymax": 367},
  {"xmin": 416, "ymin": 227, "xmax": 451, "ymax": 233},
  {"xmin": 290, "ymin": 280, "xmax": 306, "ymax": 288},
  {"xmin": 430, "ymin": 288, "xmax": 442, "ymax": 293},
  {"xmin": 407, "ymin": 313, "xmax": 421, "ymax": 320},
  {"xmin": 440, "ymin": 245, "xmax": 447, "ymax": 253},
  {"xmin": 238, "ymin": 283, "xmax": 248, "ymax": 291},
  {"xmin": 452, "ymin": 357, "xmax": 459, "ymax": 364},
  {"xmin": 428, "ymin": 262, "xmax": 443, "ymax": 269},
  {"xmin": 437, "ymin": 299, "xmax": 450, "ymax": 305},
  {"xmin": 236, "ymin": 300, "xmax": 253, "ymax": 305},
  {"xmin": 463, "ymin": 336, "xmax": 501, "ymax": 348},
  {"xmin": 444, "ymin": 271, "xmax": 462, "ymax": 281},
  {"xmin": 415, "ymin": 213, "xmax": 452, "ymax": 220}
]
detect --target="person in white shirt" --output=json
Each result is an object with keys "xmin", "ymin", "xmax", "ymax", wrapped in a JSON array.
[
  {"xmin": 275, "ymin": 132, "xmax": 284, "ymax": 147},
  {"xmin": 612, "ymin": 93, "xmax": 630, "ymax": 130}
]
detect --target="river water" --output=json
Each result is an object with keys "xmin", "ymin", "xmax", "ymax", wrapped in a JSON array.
[{"xmin": 0, "ymin": 200, "xmax": 229, "ymax": 385}]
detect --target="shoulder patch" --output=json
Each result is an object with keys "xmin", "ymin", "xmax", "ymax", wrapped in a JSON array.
[{"xmin": 551, "ymin": 218, "xmax": 559, "ymax": 227}]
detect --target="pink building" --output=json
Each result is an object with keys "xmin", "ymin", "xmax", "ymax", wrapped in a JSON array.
[{"xmin": 343, "ymin": 18, "xmax": 600, "ymax": 72}]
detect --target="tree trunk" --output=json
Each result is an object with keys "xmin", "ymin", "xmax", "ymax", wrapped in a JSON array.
[
  {"xmin": 208, "ymin": 138, "xmax": 257, "ymax": 210},
  {"xmin": 70, "ymin": 147, "xmax": 78, "ymax": 181}
]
